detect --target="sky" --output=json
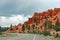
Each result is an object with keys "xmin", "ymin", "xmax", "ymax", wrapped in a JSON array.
[{"xmin": 0, "ymin": 0, "xmax": 60, "ymax": 27}]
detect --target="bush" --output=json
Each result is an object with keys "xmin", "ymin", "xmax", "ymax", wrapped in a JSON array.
[
  {"xmin": 55, "ymin": 33, "xmax": 60, "ymax": 38},
  {"xmin": 42, "ymin": 31, "xmax": 51, "ymax": 36}
]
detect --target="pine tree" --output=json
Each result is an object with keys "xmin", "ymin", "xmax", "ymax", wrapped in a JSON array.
[
  {"xmin": 48, "ymin": 21, "xmax": 52, "ymax": 29},
  {"xmin": 43, "ymin": 20, "xmax": 48, "ymax": 30},
  {"xmin": 10, "ymin": 24, "xmax": 13, "ymax": 30},
  {"xmin": 0, "ymin": 26, "xmax": 2, "ymax": 34},
  {"xmin": 32, "ymin": 24, "xmax": 36, "ymax": 33},
  {"xmin": 32, "ymin": 24, "xmax": 35, "ymax": 30},
  {"xmin": 54, "ymin": 19, "xmax": 60, "ymax": 31},
  {"xmin": 22, "ymin": 25, "xmax": 25, "ymax": 32},
  {"xmin": 55, "ymin": 19, "xmax": 60, "ymax": 27},
  {"xmin": 43, "ymin": 20, "xmax": 47, "ymax": 27},
  {"xmin": 26, "ymin": 25, "xmax": 30, "ymax": 33},
  {"xmin": 27, "ymin": 25, "xmax": 30, "ymax": 30}
]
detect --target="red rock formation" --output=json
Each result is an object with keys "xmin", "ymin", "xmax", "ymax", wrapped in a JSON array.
[
  {"xmin": 28, "ymin": 18, "xmax": 34, "ymax": 24},
  {"xmin": 6, "ymin": 8, "xmax": 60, "ymax": 35}
]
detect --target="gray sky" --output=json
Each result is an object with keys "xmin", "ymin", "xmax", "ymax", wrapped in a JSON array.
[{"xmin": 0, "ymin": 0, "xmax": 60, "ymax": 27}]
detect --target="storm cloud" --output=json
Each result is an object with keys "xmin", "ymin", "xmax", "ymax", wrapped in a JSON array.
[
  {"xmin": 0, "ymin": 0, "xmax": 60, "ymax": 27},
  {"xmin": 0, "ymin": 0, "xmax": 60, "ymax": 16}
]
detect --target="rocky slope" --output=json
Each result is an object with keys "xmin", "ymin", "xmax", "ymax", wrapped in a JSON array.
[{"xmin": 6, "ymin": 8, "xmax": 60, "ymax": 35}]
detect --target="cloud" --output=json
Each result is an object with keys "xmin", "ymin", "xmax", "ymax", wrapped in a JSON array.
[
  {"xmin": 0, "ymin": 0, "xmax": 60, "ymax": 27},
  {"xmin": 0, "ymin": 0, "xmax": 60, "ymax": 16},
  {"xmin": 0, "ymin": 15, "xmax": 32, "ymax": 27}
]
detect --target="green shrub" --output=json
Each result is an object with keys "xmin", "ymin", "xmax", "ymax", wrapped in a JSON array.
[
  {"xmin": 55, "ymin": 33, "xmax": 60, "ymax": 38},
  {"xmin": 42, "ymin": 31, "xmax": 51, "ymax": 36}
]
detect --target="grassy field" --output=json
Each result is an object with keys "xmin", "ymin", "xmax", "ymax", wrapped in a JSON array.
[{"xmin": 0, "ymin": 33, "xmax": 60, "ymax": 40}]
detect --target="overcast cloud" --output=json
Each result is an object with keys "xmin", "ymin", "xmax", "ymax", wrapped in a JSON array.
[{"xmin": 0, "ymin": 0, "xmax": 60, "ymax": 27}]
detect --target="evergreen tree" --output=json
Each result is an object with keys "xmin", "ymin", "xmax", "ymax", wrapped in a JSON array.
[
  {"xmin": 55, "ymin": 19, "xmax": 60, "ymax": 27},
  {"xmin": 32, "ymin": 24, "xmax": 35, "ymax": 29},
  {"xmin": 0, "ymin": 26, "xmax": 2, "ymax": 34},
  {"xmin": 27, "ymin": 25, "xmax": 30, "ymax": 30},
  {"xmin": 32, "ymin": 24, "xmax": 36, "ymax": 33},
  {"xmin": 54, "ymin": 19, "xmax": 60, "ymax": 31},
  {"xmin": 10, "ymin": 24, "xmax": 13, "ymax": 30},
  {"xmin": 43, "ymin": 20, "xmax": 48, "ymax": 30},
  {"xmin": 22, "ymin": 25, "xmax": 25, "ymax": 32},
  {"xmin": 0, "ymin": 26, "xmax": 1, "ymax": 31},
  {"xmin": 26, "ymin": 25, "xmax": 30, "ymax": 33},
  {"xmin": 48, "ymin": 21, "xmax": 52, "ymax": 29},
  {"xmin": 43, "ymin": 20, "xmax": 47, "ymax": 27}
]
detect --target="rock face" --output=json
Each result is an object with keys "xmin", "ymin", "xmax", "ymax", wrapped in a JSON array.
[{"xmin": 6, "ymin": 8, "xmax": 60, "ymax": 35}]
